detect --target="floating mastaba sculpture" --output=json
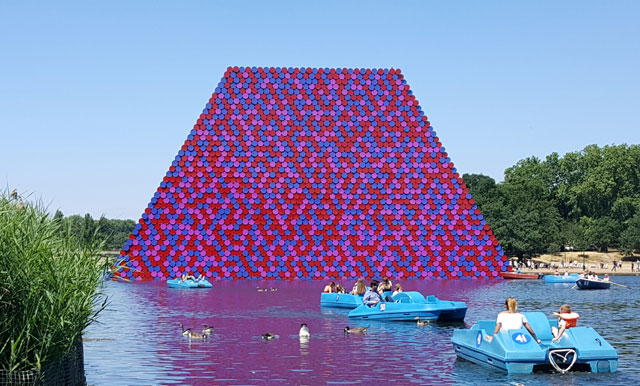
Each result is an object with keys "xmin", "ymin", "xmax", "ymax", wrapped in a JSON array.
[{"xmin": 116, "ymin": 67, "xmax": 507, "ymax": 280}]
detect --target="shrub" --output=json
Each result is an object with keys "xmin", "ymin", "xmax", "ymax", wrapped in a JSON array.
[{"xmin": 0, "ymin": 193, "xmax": 111, "ymax": 372}]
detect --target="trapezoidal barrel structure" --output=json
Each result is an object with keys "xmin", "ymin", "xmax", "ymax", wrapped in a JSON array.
[{"xmin": 117, "ymin": 66, "xmax": 507, "ymax": 280}]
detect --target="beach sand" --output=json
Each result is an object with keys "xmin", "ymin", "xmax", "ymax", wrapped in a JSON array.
[{"xmin": 512, "ymin": 251, "xmax": 640, "ymax": 276}]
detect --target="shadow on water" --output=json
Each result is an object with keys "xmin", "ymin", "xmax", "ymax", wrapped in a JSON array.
[{"xmin": 84, "ymin": 277, "xmax": 640, "ymax": 385}]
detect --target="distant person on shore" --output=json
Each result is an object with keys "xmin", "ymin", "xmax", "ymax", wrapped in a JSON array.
[
  {"xmin": 612, "ymin": 260, "xmax": 617, "ymax": 272},
  {"xmin": 551, "ymin": 304, "xmax": 580, "ymax": 343},
  {"xmin": 363, "ymin": 280, "xmax": 383, "ymax": 307},
  {"xmin": 485, "ymin": 297, "xmax": 541, "ymax": 344},
  {"xmin": 352, "ymin": 278, "xmax": 366, "ymax": 296}
]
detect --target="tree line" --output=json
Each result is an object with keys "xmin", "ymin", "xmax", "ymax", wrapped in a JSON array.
[
  {"xmin": 53, "ymin": 211, "xmax": 136, "ymax": 251},
  {"xmin": 463, "ymin": 144, "xmax": 640, "ymax": 258}
]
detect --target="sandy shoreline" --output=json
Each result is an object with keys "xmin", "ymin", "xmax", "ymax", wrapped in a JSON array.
[
  {"xmin": 523, "ymin": 267, "xmax": 640, "ymax": 277},
  {"xmin": 511, "ymin": 250, "xmax": 640, "ymax": 277}
]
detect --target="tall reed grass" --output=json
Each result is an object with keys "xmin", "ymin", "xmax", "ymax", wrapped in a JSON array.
[{"xmin": 0, "ymin": 192, "xmax": 112, "ymax": 372}]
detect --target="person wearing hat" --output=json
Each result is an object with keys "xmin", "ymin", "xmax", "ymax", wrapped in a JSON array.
[{"xmin": 363, "ymin": 280, "xmax": 383, "ymax": 307}]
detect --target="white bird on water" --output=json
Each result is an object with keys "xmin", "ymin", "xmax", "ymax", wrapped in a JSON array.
[{"xmin": 299, "ymin": 323, "xmax": 310, "ymax": 338}]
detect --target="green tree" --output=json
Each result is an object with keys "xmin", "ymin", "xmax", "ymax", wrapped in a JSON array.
[
  {"xmin": 562, "ymin": 144, "xmax": 640, "ymax": 219},
  {"xmin": 558, "ymin": 220, "xmax": 587, "ymax": 251},
  {"xmin": 620, "ymin": 214, "xmax": 640, "ymax": 255},
  {"xmin": 462, "ymin": 173, "xmax": 497, "ymax": 207},
  {"xmin": 82, "ymin": 213, "xmax": 95, "ymax": 245},
  {"xmin": 581, "ymin": 216, "xmax": 621, "ymax": 250}
]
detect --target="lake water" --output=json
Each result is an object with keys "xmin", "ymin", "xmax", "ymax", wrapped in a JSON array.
[{"xmin": 84, "ymin": 276, "xmax": 640, "ymax": 385}]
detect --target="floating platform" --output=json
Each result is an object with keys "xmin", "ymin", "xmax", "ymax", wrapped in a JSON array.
[
  {"xmin": 500, "ymin": 272, "xmax": 542, "ymax": 280},
  {"xmin": 544, "ymin": 274, "xmax": 580, "ymax": 284},
  {"xmin": 320, "ymin": 293, "xmax": 364, "ymax": 308},
  {"xmin": 452, "ymin": 312, "xmax": 618, "ymax": 373},
  {"xmin": 347, "ymin": 291, "xmax": 467, "ymax": 321},
  {"xmin": 576, "ymin": 278, "xmax": 611, "ymax": 290},
  {"xmin": 167, "ymin": 278, "xmax": 212, "ymax": 289}
]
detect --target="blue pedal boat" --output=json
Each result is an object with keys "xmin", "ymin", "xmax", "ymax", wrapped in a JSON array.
[
  {"xmin": 452, "ymin": 312, "xmax": 618, "ymax": 373},
  {"xmin": 348, "ymin": 291, "xmax": 467, "ymax": 321},
  {"xmin": 167, "ymin": 278, "xmax": 212, "ymax": 289},
  {"xmin": 320, "ymin": 293, "xmax": 364, "ymax": 308},
  {"xmin": 544, "ymin": 274, "xmax": 580, "ymax": 284}
]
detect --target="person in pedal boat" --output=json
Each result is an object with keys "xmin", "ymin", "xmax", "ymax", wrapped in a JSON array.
[
  {"xmin": 551, "ymin": 304, "xmax": 580, "ymax": 342},
  {"xmin": 486, "ymin": 297, "xmax": 541, "ymax": 344}
]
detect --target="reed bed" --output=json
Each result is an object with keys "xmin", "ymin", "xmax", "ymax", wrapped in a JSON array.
[{"xmin": 0, "ymin": 192, "xmax": 112, "ymax": 373}]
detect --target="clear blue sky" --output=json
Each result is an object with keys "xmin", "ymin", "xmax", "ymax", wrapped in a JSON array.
[{"xmin": 1, "ymin": 1, "xmax": 638, "ymax": 220}]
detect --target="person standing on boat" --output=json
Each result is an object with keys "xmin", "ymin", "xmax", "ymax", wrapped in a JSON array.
[
  {"xmin": 485, "ymin": 297, "xmax": 541, "ymax": 344},
  {"xmin": 363, "ymin": 280, "xmax": 383, "ymax": 307}
]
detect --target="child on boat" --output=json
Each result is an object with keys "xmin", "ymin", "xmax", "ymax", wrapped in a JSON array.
[
  {"xmin": 551, "ymin": 304, "xmax": 580, "ymax": 342},
  {"xmin": 392, "ymin": 283, "xmax": 403, "ymax": 296}
]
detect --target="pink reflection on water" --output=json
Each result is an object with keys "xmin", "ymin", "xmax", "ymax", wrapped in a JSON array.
[{"xmin": 87, "ymin": 279, "xmax": 500, "ymax": 385}]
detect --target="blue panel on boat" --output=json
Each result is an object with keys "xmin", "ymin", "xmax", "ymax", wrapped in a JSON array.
[
  {"xmin": 348, "ymin": 292, "xmax": 466, "ymax": 322},
  {"xmin": 544, "ymin": 274, "xmax": 579, "ymax": 284},
  {"xmin": 320, "ymin": 293, "xmax": 363, "ymax": 308}
]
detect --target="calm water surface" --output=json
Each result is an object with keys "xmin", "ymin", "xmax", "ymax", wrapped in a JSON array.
[{"xmin": 84, "ymin": 277, "xmax": 640, "ymax": 385}]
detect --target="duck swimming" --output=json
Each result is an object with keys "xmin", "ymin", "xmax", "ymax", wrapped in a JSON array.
[
  {"xmin": 299, "ymin": 323, "xmax": 310, "ymax": 338},
  {"xmin": 187, "ymin": 329, "xmax": 207, "ymax": 339},
  {"xmin": 202, "ymin": 325, "xmax": 213, "ymax": 335},
  {"xmin": 261, "ymin": 333, "xmax": 278, "ymax": 340},
  {"xmin": 180, "ymin": 323, "xmax": 190, "ymax": 336},
  {"xmin": 415, "ymin": 317, "xmax": 428, "ymax": 326},
  {"xmin": 344, "ymin": 326, "xmax": 368, "ymax": 334}
]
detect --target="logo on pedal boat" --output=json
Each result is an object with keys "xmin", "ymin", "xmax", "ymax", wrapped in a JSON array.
[
  {"xmin": 512, "ymin": 332, "xmax": 529, "ymax": 344},
  {"xmin": 476, "ymin": 331, "xmax": 483, "ymax": 347}
]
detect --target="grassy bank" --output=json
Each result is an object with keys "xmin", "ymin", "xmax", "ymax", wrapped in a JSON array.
[{"xmin": 0, "ymin": 193, "xmax": 112, "ymax": 372}]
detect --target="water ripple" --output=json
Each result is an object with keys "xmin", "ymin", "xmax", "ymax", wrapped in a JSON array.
[{"xmin": 85, "ymin": 278, "xmax": 640, "ymax": 385}]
